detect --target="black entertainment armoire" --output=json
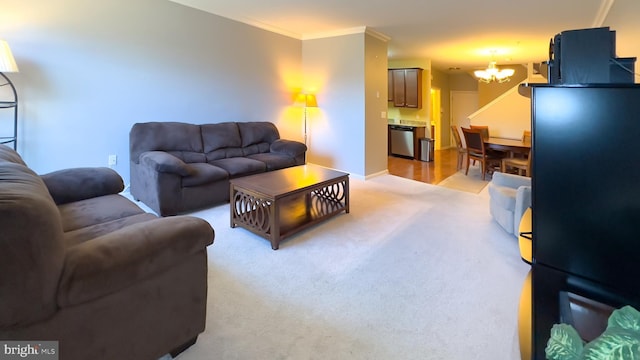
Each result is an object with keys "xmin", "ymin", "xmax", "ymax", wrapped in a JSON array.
[
  {"xmin": 522, "ymin": 83, "xmax": 640, "ymax": 358},
  {"xmin": 519, "ymin": 26, "xmax": 640, "ymax": 359}
]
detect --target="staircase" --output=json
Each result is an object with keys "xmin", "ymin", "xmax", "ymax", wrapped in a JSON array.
[{"xmin": 468, "ymin": 64, "xmax": 545, "ymax": 139}]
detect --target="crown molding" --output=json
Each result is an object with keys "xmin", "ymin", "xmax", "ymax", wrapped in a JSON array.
[
  {"xmin": 303, "ymin": 26, "xmax": 390, "ymax": 42},
  {"xmin": 168, "ymin": 1, "xmax": 391, "ymax": 42},
  {"xmin": 365, "ymin": 27, "xmax": 391, "ymax": 42},
  {"xmin": 303, "ymin": 26, "xmax": 366, "ymax": 40}
]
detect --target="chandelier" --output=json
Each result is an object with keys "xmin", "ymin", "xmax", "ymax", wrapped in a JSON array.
[{"xmin": 474, "ymin": 61, "xmax": 515, "ymax": 83}]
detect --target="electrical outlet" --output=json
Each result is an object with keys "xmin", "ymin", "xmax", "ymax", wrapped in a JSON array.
[{"xmin": 108, "ymin": 154, "xmax": 117, "ymax": 167}]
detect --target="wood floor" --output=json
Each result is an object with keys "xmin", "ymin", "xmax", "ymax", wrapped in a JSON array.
[{"xmin": 387, "ymin": 148, "xmax": 461, "ymax": 185}]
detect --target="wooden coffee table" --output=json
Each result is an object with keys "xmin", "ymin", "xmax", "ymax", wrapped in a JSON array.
[{"xmin": 230, "ymin": 164, "xmax": 349, "ymax": 250}]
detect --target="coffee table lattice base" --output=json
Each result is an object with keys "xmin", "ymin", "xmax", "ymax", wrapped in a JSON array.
[
  {"xmin": 230, "ymin": 173, "xmax": 349, "ymax": 250},
  {"xmin": 232, "ymin": 194, "xmax": 273, "ymax": 235}
]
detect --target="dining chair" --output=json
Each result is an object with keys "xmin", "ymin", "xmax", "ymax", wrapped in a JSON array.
[
  {"xmin": 501, "ymin": 149, "xmax": 532, "ymax": 176},
  {"xmin": 470, "ymin": 125, "xmax": 490, "ymax": 140},
  {"xmin": 502, "ymin": 130, "xmax": 532, "ymax": 176},
  {"xmin": 450, "ymin": 125, "xmax": 466, "ymax": 170},
  {"xmin": 461, "ymin": 127, "xmax": 503, "ymax": 180}
]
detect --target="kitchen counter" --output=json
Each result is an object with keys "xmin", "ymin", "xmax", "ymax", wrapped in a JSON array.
[{"xmin": 387, "ymin": 119, "xmax": 427, "ymax": 127}]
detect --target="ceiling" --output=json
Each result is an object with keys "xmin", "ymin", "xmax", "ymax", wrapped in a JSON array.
[{"xmin": 169, "ymin": 0, "xmax": 640, "ymax": 72}]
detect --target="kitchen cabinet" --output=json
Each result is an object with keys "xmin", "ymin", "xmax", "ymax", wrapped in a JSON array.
[
  {"xmin": 389, "ymin": 68, "xmax": 422, "ymax": 108},
  {"xmin": 388, "ymin": 70, "xmax": 394, "ymax": 102}
]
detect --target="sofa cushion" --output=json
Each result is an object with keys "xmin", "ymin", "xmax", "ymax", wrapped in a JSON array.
[
  {"xmin": 488, "ymin": 184, "xmax": 517, "ymax": 211},
  {"xmin": 209, "ymin": 157, "xmax": 266, "ymax": 177},
  {"xmin": 237, "ymin": 122, "xmax": 280, "ymax": 147},
  {"xmin": 201, "ymin": 122, "xmax": 242, "ymax": 153},
  {"xmin": 165, "ymin": 151, "xmax": 207, "ymax": 163},
  {"xmin": 247, "ymin": 153, "xmax": 297, "ymax": 171},
  {"xmin": 241, "ymin": 143, "xmax": 271, "ymax": 156},
  {"xmin": 140, "ymin": 151, "xmax": 194, "ymax": 176},
  {"xmin": 41, "ymin": 167, "xmax": 125, "ymax": 205},
  {"xmin": 182, "ymin": 163, "xmax": 229, "ymax": 187},
  {"xmin": 0, "ymin": 145, "xmax": 27, "ymax": 165},
  {"xmin": 64, "ymin": 213, "xmax": 159, "ymax": 248},
  {"xmin": 130, "ymin": 122, "xmax": 204, "ymax": 163},
  {"xmin": 0, "ymin": 162, "xmax": 65, "ymax": 328},
  {"xmin": 58, "ymin": 194, "xmax": 146, "ymax": 232},
  {"xmin": 271, "ymin": 139, "xmax": 307, "ymax": 157},
  {"xmin": 205, "ymin": 147, "xmax": 244, "ymax": 161},
  {"xmin": 57, "ymin": 216, "xmax": 214, "ymax": 307}
]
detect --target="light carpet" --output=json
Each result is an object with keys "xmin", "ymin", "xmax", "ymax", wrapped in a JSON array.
[
  {"xmin": 133, "ymin": 174, "xmax": 530, "ymax": 360},
  {"xmin": 437, "ymin": 164, "xmax": 491, "ymax": 194}
]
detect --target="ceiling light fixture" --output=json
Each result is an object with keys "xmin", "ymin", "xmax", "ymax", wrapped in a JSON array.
[{"xmin": 474, "ymin": 60, "xmax": 514, "ymax": 83}]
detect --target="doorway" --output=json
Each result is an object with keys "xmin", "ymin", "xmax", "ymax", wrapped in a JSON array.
[
  {"xmin": 450, "ymin": 91, "xmax": 479, "ymax": 147},
  {"xmin": 387, "ymin": 149, "xmax": 460, "ymax": 185},
  {"xmin": 430, "ymin": 87, "xmax": 442, "ymax": 150}
]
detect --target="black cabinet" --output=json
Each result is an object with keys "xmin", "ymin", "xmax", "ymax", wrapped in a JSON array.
[
  {"xmin": 548, "ymin": 27, "xmax": 635, "ymax": 85},
  {"xmin": 523, "ymin": 83, "xmax": 640, "ymax": 358}
]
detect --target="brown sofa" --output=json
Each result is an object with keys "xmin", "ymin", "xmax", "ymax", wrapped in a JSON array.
[
  {"xmin": 129, "ymin": 121, "xmax": 307, "ymax": 216},
  {"xmin": 0, "ymin": 144, "xmax": 214, "ymax": 360}
]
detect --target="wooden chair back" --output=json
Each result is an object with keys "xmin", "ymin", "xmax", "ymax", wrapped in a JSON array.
[
  {"xmin": 462, "ymin": 127, "xmax": 500, "ymax": 180},
  {"xmin": 462, "ymin": 127, "xmax": 486, "ymax": 156},
  {"xmin": 470, "ymin": 125, "xmax": 489, "ymax": 140},
  {"xmin": 450, "ymin": 125, "xmax": 463, "ymax": 149},
  {"xmin": 450, "ymin": 125, "xmax": 465, "ymax": 170},
  {"xmin": 522, "ymin": 130, "xmax": 532, "ymax": 144}
]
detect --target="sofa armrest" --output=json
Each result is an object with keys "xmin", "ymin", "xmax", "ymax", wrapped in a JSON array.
[
  {"xmin": 514, "ymin": 186, "xmax": 532, "ymax": 234},
  {"xmin": 57, "ymin": 216, "xmax": 214, "ymax": 307},
  {"xmin": 41, "ymin": 167, "xmax": 124, "ymax": 205},
  {"xmin": 140, "ymin": 151, "xmax": 194, "ymax": 176},
  {"xmin": 270, "ymin": 139, "xmax": 307, "ymax": 157},
  {"xmin": 491, "ymin": 171, "xmax": 531, "ymax": 189}
]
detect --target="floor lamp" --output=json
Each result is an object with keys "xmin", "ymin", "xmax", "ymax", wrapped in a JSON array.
[
  {"xmin": 295, "ymin": 93, "xmax": 317, "ymax": 146},
  {"xmin": 0, "ymin": 40, "xmax": 19, "ymax": 150}
]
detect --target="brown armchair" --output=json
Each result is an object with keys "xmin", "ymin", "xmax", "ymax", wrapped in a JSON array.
[{"xmin": 0, "ymin": 145, "xmax": 214, "ymax": 360}]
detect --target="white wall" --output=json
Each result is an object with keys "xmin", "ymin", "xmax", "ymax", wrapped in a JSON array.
[
  {"xmin": 301, "ymin": 31, "xmax": 387, "ymax": 178},
  {"xmin": 364, "ymin": 33, "xmax": 389, "ymax": 177},
  {"xmin": 467, "ymin": 84, "xmax": 531, "ymax": 139},
  {"xmin": 1, "ymin": 0, "xmax": 302, "ymax": 184},
  {"xmin": 302, "ymin": 34, "xmax": 366, "ymax": 175},
  {"xmin": 605, "ymin": 1, "xmax": 640, "ymax": 81}
]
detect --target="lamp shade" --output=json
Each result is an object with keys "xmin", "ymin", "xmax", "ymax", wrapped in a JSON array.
[
  {"xmin": 295, "ymin": 93, "xmax": 317, "ymax": 108},
  {"xmin": 0, "ymin": 40, "xmax": 18, "ymax": 73}
]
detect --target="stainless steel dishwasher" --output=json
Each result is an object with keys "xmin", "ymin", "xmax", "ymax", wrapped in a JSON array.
[{"xmin": 389, "ymin": 125, "xmax": 414, "ymax": 158}]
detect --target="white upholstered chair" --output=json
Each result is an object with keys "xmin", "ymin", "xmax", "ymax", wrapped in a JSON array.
[{"xmin": 488, "ymin": 172, "xmax": 531, "ymax": 236}]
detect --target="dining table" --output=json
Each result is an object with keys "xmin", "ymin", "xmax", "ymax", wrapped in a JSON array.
[{"xmin": 485, "ymin": 137, "xmax": 531, "ymax": 156}]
